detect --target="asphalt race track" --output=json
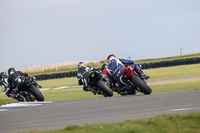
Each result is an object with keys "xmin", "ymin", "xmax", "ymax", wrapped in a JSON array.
[{"xmin": 0, "ymin": 90, "xmax": 200, "ymax": 133}]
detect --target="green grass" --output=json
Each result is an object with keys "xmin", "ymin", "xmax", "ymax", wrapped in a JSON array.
[
  {"xmin": 28, "ymin": 53, "xmax": 200, "ymax": 76},
  {"xmin": 144, "ymin": 63, "xmax": 200, "ymax": 80},
  {"xmin": 38, "ymin": 77, "xmax": 78, "ymax": 88},
  {"xmin": 149, "ymin": 78, "xmax": 200, "ymax": 93},
  {"xmin": 20, "ymin": 112, "xmax": 200, "ymax": 133},
  {"xmin": 42, "ymin": 89, "xmax": 120, "ymax": 101},
  {"xmin": 0, "ymin": 93, "xmax": 16, "ymax": 106}
]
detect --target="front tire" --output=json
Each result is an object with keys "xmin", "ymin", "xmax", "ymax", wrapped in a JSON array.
[
  {"xmin": 131, "ymin": 75, "xmax": 152, "ymax": 95},
  {"xmin": 97, "ymin": 80, "xmax": 113, "ymax": 97},
  {"xmin": 29, "ymin": 86, "xmax": 44, "ymax": 101}
]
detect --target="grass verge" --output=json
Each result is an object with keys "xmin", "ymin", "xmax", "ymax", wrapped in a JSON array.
[
  {"xmin": 149, "ymin": 78, "xmax": 200, "ymax": 93},
  {"xmin": 20, "ymin": 112, "xmax": 200, "ymax": 133},
  {"xmin": 0, "ymin": 93, "xmax": 16, "ymax": 106},
  {"xmin": 144, "ymin": 64, "xmax": 200, "ymax": 80},
  {"xmin": 38, "ymin": 77, "xmax": 78, "ymax": 88}
]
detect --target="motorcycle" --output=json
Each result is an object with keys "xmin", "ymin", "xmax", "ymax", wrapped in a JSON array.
[
  {"xmin": 110, "ymin": 65, "xmax": 152, "ymax": 95},
  {"xmin": 88, "ymin": 70, "xmax": 113, "ymax": 97},
  {"xmin": 120, "ymin": 65, "xmax": 152, "ymax": 95},
  {"xmin": 2, "ymin": 76, "xmax": 44, "ymax": 102}
]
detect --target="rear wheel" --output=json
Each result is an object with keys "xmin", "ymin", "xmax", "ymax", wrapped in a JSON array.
[
  {"xmin": 131, "ymin": 75, "xmax": 152, "ymax": 95},
  {"xmin": 29, "ymin": 86, "xmax": 44, "ymax": 101},
  {"xmin": 97, "ymin": 80, "xmax": 113, "ymax": 97}
]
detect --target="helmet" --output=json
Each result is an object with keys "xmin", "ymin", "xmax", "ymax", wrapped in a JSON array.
[
  {"xmin": 78, "ymin": 62, "xmax": 85, "ymax": 69},
  {"xmin": 0, "ymin": 72, "xmax": 7, "ymax": 78},
  {"xmin": 107, "ymin": 54, "xmax": 116, "ymax": 63},
  {"xmin": 8, "ymin": 68, "xmax": 16, "ymax": 76},
  {"xmin": 101, "ymin": 64, "xmax": 108, "ymax": 71}
]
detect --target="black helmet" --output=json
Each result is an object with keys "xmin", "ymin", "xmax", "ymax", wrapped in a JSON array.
[
  {"xmin": 101, "ymin": 64, "xmax": 108, "ymax": 71},
  {"xmin": 0, "ymin": 72, "xmax": 7, "ymax": 78},
  {"xmin": 107, "ymin": 54, "xmax": 116, "ymax": 63},
  {"xmin": 8, "ymin": 68, "xmax": 16, "ymax": 76}
]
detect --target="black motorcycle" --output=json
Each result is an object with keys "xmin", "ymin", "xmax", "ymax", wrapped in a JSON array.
[
  {"xmin": 8, "ymin": 76, "xmax": 44, "ymax": 102},
  {"xmin": 88, "ymin": 71, "xmax": 113, "ymax": 97}
]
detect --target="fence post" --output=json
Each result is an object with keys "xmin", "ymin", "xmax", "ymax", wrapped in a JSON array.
[
  {"xmin": 55, "ymin": 64, "xmax": 58, "ymax": 71},
  {"xmin": 160, "ymin": 50, "xmax": 162, "ymax": 59},
  {"xmin": 180, "ymin": 48, "xmax": 183, "ymax": 56},
  {"xmin": 41, "ymin": 65, "xmax": 44, "ymax": 72}
]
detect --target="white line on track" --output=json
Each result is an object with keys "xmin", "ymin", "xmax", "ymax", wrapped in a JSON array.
[
  {"xmin": 0, "ymin": 101, "xmax": 53, "ymax": 112},
  {"xmin": 40, "ymin": 86, "xmax": 82, "ymax": 91},
  {"xmin": 166, "ymin": 107, "xmax": 200, "ymax": 112}
]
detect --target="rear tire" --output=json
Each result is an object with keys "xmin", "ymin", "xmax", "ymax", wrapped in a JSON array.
[
  {"xmin": 97, "ymin": 80, "xmax": 113, "ymax": 97},
  {"xmin": 131, "ymin": 75, "xmax": 152, "ymax": 95},
  {"xmin": 29, "ymin": 86, "xmax": 44, "ymax": 101}
]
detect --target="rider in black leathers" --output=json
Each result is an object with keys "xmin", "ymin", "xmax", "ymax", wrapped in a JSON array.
[
  {"xmin": 7, "ymin": 68, "xmax": 41, "ymax": 98},
  {"xmin": 77, "ymin": 62, "xmax": 98, "ymax": 94},
  {"xmin": 0, "ymin": 72, "xmax": 9, "ymax": 95}
]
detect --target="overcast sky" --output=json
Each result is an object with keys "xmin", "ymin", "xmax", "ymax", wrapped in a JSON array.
[{"xmin": 0, "ymin": 0, "xmax": 200, "ymax": 71}]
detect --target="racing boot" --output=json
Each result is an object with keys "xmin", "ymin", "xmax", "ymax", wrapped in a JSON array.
[
  {"xmin": 83, "ymin": 87, "xmax": 96, "ymax": 95},
  {"xmin": 137, "ymin": 70, "xmax": 150, "ymax": 79},
  {"xmin": 117, "ymin": 87, "xmax": 128, "ymax": 95}
]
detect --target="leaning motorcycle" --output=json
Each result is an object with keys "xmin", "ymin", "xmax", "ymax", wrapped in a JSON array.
[
  {"xmin": 88, "ymin": 71, "xmax": 113, "ymax": 97},
  {"xmin": 10, "ymin": 76, "xmax": 44, "ymax": 102},
  {"xmin": 113, "ymin": 66, "xmax": 152, "ymax": 95}
]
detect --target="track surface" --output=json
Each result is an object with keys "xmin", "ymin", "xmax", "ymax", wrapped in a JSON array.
[{"xmin": 0, "ymin": 90, "xmax": 200, "ymax": 133}]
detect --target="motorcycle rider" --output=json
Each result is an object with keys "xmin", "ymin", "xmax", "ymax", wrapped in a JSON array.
[
  {"xmin": 0, "ymin": 72, "xmax": 10, "ymax": 96},
  {"xmin": 7, "ymin": 68, "xmax": 42, "ymax": 98},
  {"xmin": 106, "ymin": 54, "xmax": 150, "ymax": 94},
  {"xmin": 77, "ymin": 62, "xmax": 97, "ymax": 94}
]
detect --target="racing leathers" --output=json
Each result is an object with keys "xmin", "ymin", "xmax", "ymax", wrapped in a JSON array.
[
  {"xmin": 77, "ymin": 66, "xmax": 97, "ymax": 94},
  {"xmin": 102, "ymin": 68, "xmax": 107, "ymax": 76},
  {"xmin": 7, "ymin": 70, "xmax": 41, "ymax": 98},
  {"xmin": 7, "ymin": 70, "xmax": 28, "ymax": 98},
  {"xmin": 0, "ymin": 73, "xmax": 9, "ymax": 96}
]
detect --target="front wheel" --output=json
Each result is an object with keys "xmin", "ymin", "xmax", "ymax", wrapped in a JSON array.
[
  {"xmin": 97, "ymin": 80, "xmax": 113, "ymax": 97},
  {"xmin": 29, "ymin": 86, "xmax": 44, "ymax": 101},
  {"xmin": 131, "ymin": 75, "xmax": 152, "ymax": 95}
]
